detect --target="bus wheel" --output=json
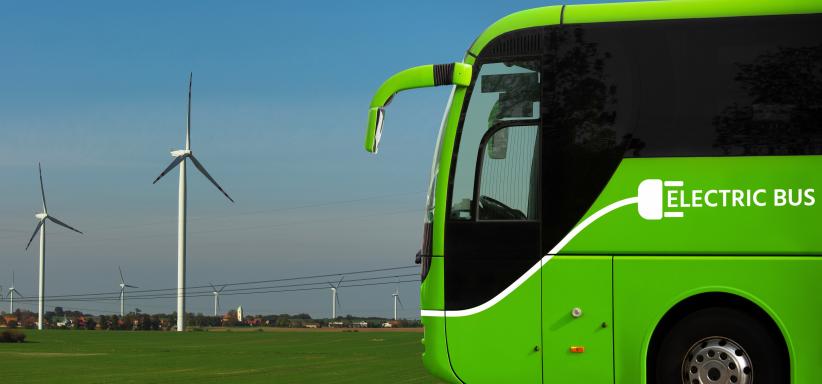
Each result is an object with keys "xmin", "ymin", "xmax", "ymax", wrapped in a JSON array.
[{"xmin": 653, "ymin": 307, "xmax": 788, "ymax": 384}]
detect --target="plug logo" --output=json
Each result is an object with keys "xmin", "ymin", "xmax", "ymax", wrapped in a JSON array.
[{"xmin": 638, "ymin": 179, "xmax": 684, "ymax": 220}]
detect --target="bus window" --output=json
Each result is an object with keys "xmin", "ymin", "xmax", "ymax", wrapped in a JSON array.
[{"xmin": 477, "ymin": 124, "xmax": 540, "ymax": 220}]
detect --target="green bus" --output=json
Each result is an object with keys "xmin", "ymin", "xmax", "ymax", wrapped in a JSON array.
[{"xmin": 364, "ymin": 1, "xmax": 822, "ymax": 383}]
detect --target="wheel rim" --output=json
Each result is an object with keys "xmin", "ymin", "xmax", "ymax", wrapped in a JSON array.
[{"xmin": 681, "ymin": 336, "xmax": 753, "ymax": 384}]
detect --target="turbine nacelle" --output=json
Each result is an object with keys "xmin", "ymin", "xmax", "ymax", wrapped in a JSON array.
[
  {"xmin": 35, "ymin": 213, "xmax": 48, "ymax": 220},
  {"xmin": 170, "ymin": 149, "xmax": 192, "ymax": 158}
]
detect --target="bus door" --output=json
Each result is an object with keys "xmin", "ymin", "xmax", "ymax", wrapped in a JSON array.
[{"xmin": 445, "ymin": 123, "xmax": 543, "ymax": 383}]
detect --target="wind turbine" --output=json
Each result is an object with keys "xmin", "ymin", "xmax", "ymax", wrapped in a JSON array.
[
  {"xmin": 7, "ymin": 271, "xmax": 23, "ymax": 314},
  {"xmin": 328, "ymin": 276, "xmax": 344, "ymax": 320},
  {"xmin": 392, "ymin": 288, "xmax": 404, "ymax": 321},
  {"xmin": 118, "ymin": 266, "xmax": 138, "ymax": 317},
  {"xmin": 153, "ymin": 73, "xmax": 234, "ymax": 332},
  {"xmin": 25, "ymin": 163, "xmax": 83, "ymax": 330},
  {"xmin": 210, "ymin": 283, "xmax": 225, "ymax": 316}
]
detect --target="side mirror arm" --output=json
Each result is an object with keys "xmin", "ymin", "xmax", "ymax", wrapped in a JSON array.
[{"xmin": 364, "ymin": 63, "xmax": 472, "ymax": 153}]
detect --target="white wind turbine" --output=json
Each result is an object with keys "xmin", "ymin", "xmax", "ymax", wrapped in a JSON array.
[
  {"xmin": 392, "ymin": 288, "xmax": 404, "ymax": 321},
  {"xmin": 25, "ymin": 163, "xmax": 83, "ymax": 330},
  {"xmin": 118, "ymin": 266, "xmax": 138, "ymax": 317},
  {"xmin": 209, "ymin": 283, "xmax": 225, "ymax": 316},
  {"xmin": 328, "ymin": 276, "xmax": 344, "ymax": 320},
  {"xmin": 7, "ymin": 271, "xmax": 24, "ymax": 314},
  {"xmin": 153, "ymin": 73, "xmax": 234, "ymax": 332}
]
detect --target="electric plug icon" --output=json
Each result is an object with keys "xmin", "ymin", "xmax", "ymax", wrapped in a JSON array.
[{"xmin": 637, "ymin": 179, "xmax": 685, "ymax": 220}]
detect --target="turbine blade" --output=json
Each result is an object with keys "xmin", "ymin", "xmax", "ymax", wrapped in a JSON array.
[
  {"xmin": 186, "ymin": 72, "xmax": 192, "ymax": 150},
  {"xmin": 126, "ymin": 285, "xmax": 138, "ymax": 288},
  {"xmin": 209, "ymin": 282, "xmax": 218, "ymax": 292},
  {"xmin": 335, "ymin": 293, "xmax": 341, "ymax": 309},
  {"xmin": 218, "ymin": 285, "xmax": 226, "ymax": 293},
  {"xmin": 11, "ymin": 289, "xmax": 23, "ymax": 298},
  {"xmin": 119, "ymin": 266, "xmax": 125, "ymax": 284},
  {"xmin": 336, "ymin": 275, "xmax": 345, "ymax": 288},
  {"xmin": 152, "ymin": 156, "xmax": 185, "ymax": 184},
  {"xmin": 397, "ymin": 296, "xmax": 404, "ymax": 309},
  {"xmin": 189, "ymin": 155, "xmax": 234, "ymax": 202},
  {"xmin": 25, "ymin": 221, "xmax": 44, "ymax": 250},
  {"xmin": 48, "ymin": 216, "xmax": 83, "ymax": 234},
  {"xmin": 38, "ymin": 163, "xmax": 48, "ymax": 213}
]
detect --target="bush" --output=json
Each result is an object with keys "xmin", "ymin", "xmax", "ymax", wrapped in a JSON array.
[{"xmin": 0, "ymin": 330, "xmax": 26, "ymax": 343}]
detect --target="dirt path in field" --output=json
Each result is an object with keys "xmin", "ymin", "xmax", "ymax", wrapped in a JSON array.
[
  {"xmin": 0, "ymin": 351, "xmax": 106, "ymax": 357},
  {"xmin": 204, "ymin": 327, "xmax": 424, "ymax": 333}
]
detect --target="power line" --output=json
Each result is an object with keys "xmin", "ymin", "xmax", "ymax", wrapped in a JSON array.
[
  {"xmin": 14, "ymin": 265, "xmax": 420, "ymax": 301},
  {"xmin": 27, "ymin": 279, "xmax": 421, "ymax": 305},
  {"xmin": 18, "ymin": 273, "xmax": 419, "ymax": 302}
]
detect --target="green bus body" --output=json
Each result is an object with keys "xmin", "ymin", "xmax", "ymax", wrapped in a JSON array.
[{"xmin": 366, "ymin": 1, "xmax": 822, "ymax": 383}]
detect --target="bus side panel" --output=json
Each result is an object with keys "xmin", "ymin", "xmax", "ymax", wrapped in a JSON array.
[
  {"xmin": 613, "ymin": 256, "xmax": 822, "ymax": 384},
  {"xmin": 446, "ymin": 271, "xmax": 542, "ymax": 384},
  {"xmin": 542, "ymin": 256, "xmax": 614, "ymax": 383},
  {"xmin": 421, "ymin": 314, "xmax": 462, "ymax": 383}
]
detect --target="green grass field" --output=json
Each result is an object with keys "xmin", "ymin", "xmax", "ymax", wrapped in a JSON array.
[{"xmin": 1, "ymin": 329, "xmax": 443, "ymax": 383}]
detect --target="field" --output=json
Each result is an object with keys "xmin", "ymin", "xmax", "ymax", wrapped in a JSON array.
[{"xmin": 1, "ymin": 329, "xmax": 443, "ymax": 383}]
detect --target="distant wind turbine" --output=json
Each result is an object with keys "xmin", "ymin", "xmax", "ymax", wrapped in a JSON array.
[
  {"xmin": 118, "ymin": 266, "xmax": 138, "ymax": 317},
  {"xmin": 392, "ymin": 288, "xmax": 404, "ymax": 321},
  {"xmin": 25, "ymin": 163, "xmax": 83, "ymax": 330},
  {"xmin": 210, "ymin": 283, "xmax": 225, "ymax": 316},
  {"xmin": 328, "ymin": 276, "xmax": 344, "ymax": 320},
  {"xmin": 153, "ymin": 73, "xmax": 234, "ymax": 332},
  {"xmin": 7, "ymin": 271, "xmax": 23, "ymax": 313}
]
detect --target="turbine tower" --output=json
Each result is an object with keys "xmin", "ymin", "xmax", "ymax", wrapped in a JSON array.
[
  {"xmin": 328, "ymin": 276, "xmax": 344, "ymax": 320},
  {"xmin": 25, "ymin": 163, "xmax": 83, "ymax": 330},
  {"xmin": 7, "ymin": 271, "xmax": 22, "ymax": 314},
  {"xmin": 118, "ymin": 266, "xmax": 138, "ymax": 317},
  {"xmin": 392, "ymin": 288, "xmax": 404, "ymax": 321},
  {"xmin": 153, "ymin": 73, "xmax": 234, "ymax": 332},
  {"xmin": 210, "ymin": 283, "xmax": 225, "ymax": 316}
]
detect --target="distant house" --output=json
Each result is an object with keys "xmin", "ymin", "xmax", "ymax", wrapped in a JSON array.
[
  {"xmin": 351, "ymin": 321, "xmax": 368, "ymax": 328},
  {"xmin": 328, "ymin": 321, "xmax": 345, "ymax": 328},
  {"xmin": 304, "ymin": 323, "xmax": 319, "ymax": 329},
  {"xmin": 2, "ymin": 315, "xmax": 18, "ymax": 327},
  {"xmin": 381, "ymin": 322, "xmax": 393, "ymax": 328}
]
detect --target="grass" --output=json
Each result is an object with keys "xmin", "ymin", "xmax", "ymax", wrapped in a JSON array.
[{"xmin": 0, "ymin": 329, "xmax": 443, "ymax": 383}]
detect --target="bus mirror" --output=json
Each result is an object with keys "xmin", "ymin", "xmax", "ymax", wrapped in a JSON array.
[
  {"xmin": 366, "ymin": 107, "xmax": 385, "ymax": 153},
  {"xmin": 365, "ymin": 63, "xmax": 472, "ymax": 153}
]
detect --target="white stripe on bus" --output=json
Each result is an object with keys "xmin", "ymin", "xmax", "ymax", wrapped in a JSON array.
[{"xmin": 421, "ymin": 196, "xmax": 638, "ymax": 318}]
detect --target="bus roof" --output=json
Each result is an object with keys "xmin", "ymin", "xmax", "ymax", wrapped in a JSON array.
[{"xmin": 466, "ymin": 0, "xmax": 822, "ymax": 62}]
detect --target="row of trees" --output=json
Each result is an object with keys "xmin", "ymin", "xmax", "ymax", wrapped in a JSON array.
[{"xmin": 1, "ymin": 308, "xmax": 421, "ymax": 330}]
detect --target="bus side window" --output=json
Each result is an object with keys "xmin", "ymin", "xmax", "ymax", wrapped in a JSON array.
[{"xmin": 476, "ymin": 125, "xmax": 540, "ymax": 220}]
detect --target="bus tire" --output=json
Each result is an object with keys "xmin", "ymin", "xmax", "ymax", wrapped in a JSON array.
[{"xmin": 652, "ymin": 306, "xmax": 788, "ymax": 384}]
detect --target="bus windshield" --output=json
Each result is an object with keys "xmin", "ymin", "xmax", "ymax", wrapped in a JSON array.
[{"xmin": 449, "ymin": 60, "xmax": 540, "ymax": 220}]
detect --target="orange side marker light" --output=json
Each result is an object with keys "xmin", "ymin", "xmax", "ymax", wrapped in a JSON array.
[{"xmin": 570, "ymin": 346, "xmax": 585, "ymax": 353}]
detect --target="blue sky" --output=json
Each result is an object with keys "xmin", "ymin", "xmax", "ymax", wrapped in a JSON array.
[{"xmin": 0, "ymin": 0, "xmax": 609, "ymax": 318}]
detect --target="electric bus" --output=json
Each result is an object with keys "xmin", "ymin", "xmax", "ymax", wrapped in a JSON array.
[{"xmin": 363, "ymin": 1, "xmax": 822, "ymax": 383}]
